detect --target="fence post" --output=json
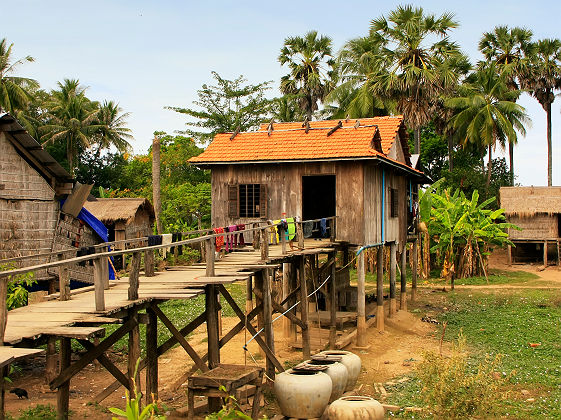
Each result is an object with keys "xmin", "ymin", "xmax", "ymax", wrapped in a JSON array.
[
  {"xmin": 330, "ymin": 217, "xmax": 336, "ymax": 242},
  {"xmin": 145, "ymin": 244, "xmax": 155, "ymax": 277},
  {"xmin": 128, "ymin": 252, "xmax": 141, "ymax": 300},
  {"xmin": 297, "ymin": 222, "xmax": 305, "ymax": 250},
  {"xmin": 58, "ymin": 253, "xmax": 70, "ymax": 301},
  {"xmin": 280, "ymin": 224, "xmax": 287, "ymax": 255},
  {"xmin": 260, "ymin": 228, "xmax": 269, "ymax": 261},
  {"xmin": 93, "ymin": 257, "xmax": 106, "ymax": 311},
  {"xmin": 356, "ymin": 250, "xmax": 367, "ymax": 347},
  {"xmin": 206, "ymin": 237, "xmax": 215, "ymax": 277}
]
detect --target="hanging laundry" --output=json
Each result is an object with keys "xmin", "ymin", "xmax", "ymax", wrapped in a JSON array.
[
  {"xmin": 171, "ymin": 232, "xmax": 183, "ymax": 255},
  {"xmin": 148, "ymin": 235, "xmax": 162, "ymax": 246},
  {"xmin": 285, "ymin": 217, "xmax": 296, "ymax": 241},
  {"xmin": 320, "ymin": 218, "xmax": 328, "ymax": 238},
  {"xmin": 227, "ymin": 225, "xmax": 237, "ymax": 251},
  {"xmin": 303, "ymin": 221, "xmax": 313, "ymax": 238},
  {"xmin": 214, "ymin": 227, "xmax": 225, "ymax": 252},
  {"xmin": 161, "ymin": 234, "xmax": 173, "ymax": 258},
  {"xmin": 236, "ymin": 224, "xmax": 246, "ymax": 246},
  {"xmin": 269, "ymin": 221, "xmax": 280, "ymax": 244}
]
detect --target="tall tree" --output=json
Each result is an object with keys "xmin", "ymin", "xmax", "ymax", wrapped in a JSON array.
[
  {"xmin": 0, "ymin": 38, "xmax": 38, "ymax": 113},
  {"xmin": 94, "ymin": 100, "xmax": 133, "ymax": 153},
  {"xmin": 520, "ymin": 38, "xmax": 561, "ymax": 186},
  {"xmin": 278, "ymin": 30, "xmax": 335, "ymax": 121},
  {"xmin": 370, "ymin": 5, "xmax": 463, "ymax": 154},
  {"xmin": 40, "ymin": 79, "xmax": 101, "ymax": 176},
  {"xmin": 479, "ymin": 26, "xmax": 533, "ymax": 184},
  {"xmin": 167, "ymin": 72, "xmax": 272, "ymax": 144},
  {"xmin": 447, "ymin": 65, "xmax": 529, "ymax": 189}
]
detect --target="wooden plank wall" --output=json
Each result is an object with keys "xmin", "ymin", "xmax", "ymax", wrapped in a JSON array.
[{"xmin": 211, "ymin": 161, "xmax": 364, "ymax": 244}]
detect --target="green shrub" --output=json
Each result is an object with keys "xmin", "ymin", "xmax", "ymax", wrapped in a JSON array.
[
  {"xmin": 16, "ymin": 404, "xmax": 57, "ymax": 420},
  {"xmin": 0, "ymin": 263, "xmax": 36, "ymax": 310},
  {"xmin": 417, "ymin": 332, "xmax": 508, "ymax": 419}
]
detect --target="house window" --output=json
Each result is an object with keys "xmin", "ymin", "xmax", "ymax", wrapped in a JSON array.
[
  {"xmin": 228, "ymin": 184, "xmax": 268, "ymax": 218},
  {"xmin": 390, "ymin": 188, "xmax": 398, "ymax": 218}
]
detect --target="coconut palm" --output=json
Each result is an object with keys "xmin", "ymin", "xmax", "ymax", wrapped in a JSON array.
[
  {"xmin": 278, "ymin": 30, "xmax": 334, "ymax": 121},
  {"xmin": 0, "ymin": 38, "xmax": 39, "ymax": 113},
  {"xmin": 41, "ymin": 79, "xmax": 101, "ymax": 176},
  {"xmin": 520, "ymin": 38, "xmax": 561, "ymax": 186},
  {"xmin": 479, "ymin": 26, "xmax": 533, "ymax": 184},
  {"xmin": 94, "ymin": 100, "xmax": 133, "ymax": 153},
  {"xmin": 370, "ymin": 5, "xmax": 463, "ymax": 154},
  {"xmin": 325, "ymin": 35, "xmax": 393, "ymax": 118},
  {"xmin": 447, "ymin": 65, "xmax": 529, "ymax": 189}
]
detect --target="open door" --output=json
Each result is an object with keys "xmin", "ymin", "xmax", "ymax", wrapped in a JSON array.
[{"xmin": 302, "ymin": 175, "xmax": 336, "ymax": 221}]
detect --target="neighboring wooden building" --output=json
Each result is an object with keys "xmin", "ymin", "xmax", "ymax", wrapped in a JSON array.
[
  {"xmin": 189, "ymin": 116, "xmax": 428, "ymax": 250},
  {"xmin": 500, "ymin": 186, "xmax": 561, "ymax": 265},
  {"xmin": 0, "ymin": 113, "xmax": 107, "ymax": 285},
  {"xmin": 83, "ymin": 198, "xmax": 155, "ymax": 244}
]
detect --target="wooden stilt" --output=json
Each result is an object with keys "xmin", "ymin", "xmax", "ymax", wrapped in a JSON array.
[
  {"xmin": 246, "ymin": 275, "xmax": 253, "ymax": 315},
  {"xmin": 205, "ymin": 284, "xmax": 221, "ymax": 412},
  {"xmin": 299, "ymin": 256, "xmax": 310, "ymax": 358},
  {"xmin": 411, "ymin": 240, "xmax": 418, "ymax": 302},
  {"xmin": 93, "ymin": 257, "xmax": 106, "ymax": 311},
  {"xmin": 376, "ymin": 246, "xmax": 384, "ymax": 332},
  {"xmin": 128, "ymin": 252, "xmax": 141, "ymax": 301},
  {"xmin": 57, "ymin": 337, "xmax": 71, "ymax": 420},
  {"xmin": 254, "ymin": 271, "xmax": 265, "ymax": 357},
  {"xmin": 290, "ymin": 261, "xmax": 298, "ymax": 341},
  {"xmin": 400, "ymin": 248, "xmax": 407, "ymax": 311},
  {"xmin": 544, "ymin": 241, "xmax": 548, "ymax": 267},
  {"xmin": 58, "ymin": 253, "xmax": 70, "ymax": 301},
  {"xmin": 146, "ymin": 305, "xmax": 158, "ymax": 403},
  {"xmin": 557, "ymin": 240, "xmax": 560, "ymax": 267},
  {"xmin": 329, "ymin": 252, "xmax": 337, "ymax": 348},
  {"xmin": 262, "ymin": 269, "xmax": 275, "ymax": 380},
  {"xmin": 356, "ymin": 250, "xmax": 367, "ymax": 347},
  {"xmin": 0, "ymin": 366, "xmax": 6, "ymax": 420},
  {"xmin": 145, "ymin": 250, "xmax": 155, "ymax": 277},
  {"xmin": 282, "ymin": 264, "xmax": 291, "ymax": 339},
  {"xmin": 127, "ymin": 311, "xmax": 141, "ymax": 394},
  {"xmin": 507, "ymin": 244, "xmax": 512, "ymax": 266},
  {"xmin": 46, "ymin": 337, "xmax": 58, "ymax": 383},
  {"xmin": 389, "ymin": 242, "xmax": 397, "ymax": 317}
]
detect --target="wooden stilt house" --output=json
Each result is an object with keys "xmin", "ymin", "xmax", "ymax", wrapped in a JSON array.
[
  {"xmin": 189, "ymin": 117, "xmax": 428, "ymax": 250},
  {"xmin": 500, "ymin": 186, "xmax": 561, "ymax": 265}
]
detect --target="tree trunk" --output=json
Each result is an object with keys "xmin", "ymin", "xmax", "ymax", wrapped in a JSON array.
[
  {"xmin": 414, "ymin": 127, "xmax": 421, "ymax": 155},
  {"xmin": 152, "ymin": 135, "xmax": 162, "ymax": 234},
  {"xmin": 508, "ymin": 142, "xmax": 514, "ymax": 186},
  {"xmin": 547, "ymin": 101, "xmax": 552, "ymax": 187},
  {"xmin": 486, "ymin": 145, "xmax": 492, "ymax": 189},
  {"xmin": 67, "ymin": 137, "xmax": 74, "ymax": 178},
  {"xmin": 447, "ymin": 135, "xmax": 454, "ymax": 171}
]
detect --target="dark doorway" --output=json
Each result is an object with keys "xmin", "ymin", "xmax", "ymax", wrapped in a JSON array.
[{"xmin": 302, "ymin": 175, "xmax": 336, "ymax": 221}]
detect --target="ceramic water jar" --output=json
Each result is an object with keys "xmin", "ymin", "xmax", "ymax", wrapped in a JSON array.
[
  {"xmin": 273, "ymin": 369, "xmax": 332, "ymax": 418},
  {"xmin": 318, "ymin": 350, "xmax": 361, "ymax": 391},
  {"xmin": 325, "ymin": 396, "xmax": 385, "ymax": 420},
  {"xmin": 304, "ymin": 359, "xmax": 348, "ymax": 402}
]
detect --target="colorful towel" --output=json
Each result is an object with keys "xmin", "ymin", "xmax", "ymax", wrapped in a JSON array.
[
  {"xmin": 214, "ymin": 227, "xmax": 224, "ymax": 252},
  {"xmin": 236, "ymin": 224, "xmax": 245, "ymax": 246},
  {"xmin": 226, "ymin": 225, "xmax": 237, "ymax": 252}
]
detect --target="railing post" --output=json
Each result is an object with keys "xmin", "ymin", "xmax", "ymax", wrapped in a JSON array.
[
  {"xmin": 93, "ymin": 257, "xmax": 106, "ymax": 311},
  {"xmin": 58, "ymin": 253, "xmax": 70, "ymax": 301},
  {"xmin": 128, "ymin": 252, "xmax": 141, "ymax": 301},
  {"xmin": 145, "ymin": 238, "xmax": 155, "ymax": 277},
  {"xmin": 260, "ymin": 228, "xmax": 269, "ymax": 261},
  {"xmin": 206, "ymin": 237, "xmax": 215, "ymax": 277},
  {"xmin": 102, "ymin": 247, "xmax": 109, "ymax": 290},
  {"xmin": 280, "ymin": 224, "xmax": 287, "ymax": 255},
  {"xmin": 296, "ymin": 222, "xmax": 305, "ymax": 250},
  {"xmin": 330, "ymin": 217, "xmax": 336, "ymax": 242}
]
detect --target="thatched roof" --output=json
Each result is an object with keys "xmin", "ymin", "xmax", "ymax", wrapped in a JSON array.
[
  {"xmin": 83, "ymin": 198, "xmax": 155, "ymax": 224},
  {"xmin": 500, "ymin": 186, "xmax": 561, "ymax": 216}
]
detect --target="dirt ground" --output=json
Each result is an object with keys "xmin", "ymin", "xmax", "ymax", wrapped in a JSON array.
[{"xmin": 5, "ymin": 251, "xmax": 559, "ymax": 419}]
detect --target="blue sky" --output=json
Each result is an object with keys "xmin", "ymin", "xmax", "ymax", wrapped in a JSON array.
[{"xmin": 6, "ymin": 0, "xmax": 561, "ymax": 186}]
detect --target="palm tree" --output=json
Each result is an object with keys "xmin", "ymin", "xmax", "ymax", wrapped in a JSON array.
[
  {"xmin": 0, "ymin": 38, "xmax": 39, "ymax": 113},
  {"xmin": 370, "ymin": 5, "xmax": 463, "ymax": 154},
  {"xmin": 278, "ymin": 30, "xmax": 334, "ymax": 121},
  {"xmin": 94, "ymin": 100, "xmax": 133, "ymax": 153},
  {"xmin": 325, "ymin": 36, "xmax": 393, "ymax": 118},
  {"xmin": 479, "ymin": 26, "xmax": 533, "ymax": 184},
  {"xmin": 520, "ymin": 39, "xmax": 561, "ymax": 186},
  {"xmin": 41, "ymin": 79, "xmax": 101, "ymax": 176},
  {"xmin": 447, "ymin": 65, "xmax": 529, "ymax": 189}
]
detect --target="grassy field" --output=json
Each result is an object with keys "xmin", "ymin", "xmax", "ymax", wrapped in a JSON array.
[{"xmin": 386, "ymin": 287, "xmax": 561, "ymax": 419}]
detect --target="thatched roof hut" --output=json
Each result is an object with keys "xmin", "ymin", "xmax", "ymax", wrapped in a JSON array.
[
  {"xmin": 500, "ymin": 186, "xmax": 561, "ymax": 218},
  {"xmin": 83, "ymin": 198, "xmax": 155, "ymax": 244}
]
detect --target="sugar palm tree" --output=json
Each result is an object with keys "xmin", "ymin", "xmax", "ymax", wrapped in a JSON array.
[
  {"xmin": 94, "ymin": 100, "xmax": 133, "ymax": 153},
  {"xmin": 0, "ymin": 38, "xmax": 39, "ymax": 113},
  {"xmin": 479, "ymin": 26, "xmax": 533, "ymax": 184},
  {"xmin": 447, "ymin": 65, "xmax": 529, "ymax": 189},
  {"xmin": 278, "ymin": 30, "xmax": 334, "ymax": 121},
  {"xmin": 41, "ymin": 79, "xmax": 101, "ymax": 176},
  {"xmin": 370, "ymin": 5, "xmax": 463, "ymax": 154},
  {"xmin": 325, "ymin": 35, "xmax": 393, "ymax": 118},
  {"xmin": 520, "ymin": 38, "xmax": 561, "ymax": 186}
]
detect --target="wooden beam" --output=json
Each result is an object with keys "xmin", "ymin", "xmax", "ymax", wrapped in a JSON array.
[
  {"xmin": 400, "ymin": 248, "xmax": 407, "ymax": 311},
  {"xmin": 93, "ymin": 257, "xmax": 105, "ymax": 311},
  {"xmin": 151, "ymin": 305, "xmax": 208, "ymax": 373},
  {"xmin": 262, "ymin": 269, "xmax": 275, "ymax": 380},
  {"xmin": 411, "ymin": 239, "xmax": 418, "ymax": 302},
  {"xmin": 253, "ymin": 289, "xmax": 306, "ymax": 330},
  {"xmin": 389, "ymin": 242, "xmax": 397, "ymax": 317},
  {"xmin": 128, "ymin": 252, "xmax": 141, "ymax": 300},
  {"xmin": 329, "ymin": 252, "xmax": 337, "ymax": 348},
  {"xmin": 78, "ymin": 339, "xmax": 130, "ymax": 391},
  {"xmin": 205, "ymin": 284, "xmax": 221, "ymax": 412},
  {"xmin": 0, "ymin": 278, "xmax": 7, "ymax": 344},
  {"xmin": 299, "ymin": 256, "xmax": 310, "ymax": 358},
  {"xmin": 377, "ymin": 246, "xmax": 384, "ymax": 332},
  {"xmin": 206, "ymin": 238, "xmax": 215, "ymax": 277},
  {"xmin": 356, "ymin": 250, "xmax": 367, "ymax": 347},
  {"xmin": 507, "ymin": 244, "xmax": 512, "ymax": 266},
  {"xmin": 57, "ymin": 337, "xmax": 71, "ymax": 420},
  {"xmin": 58, "ymin": 254, "xmax": 70, "ymax": 301},
  {"xmin": 260, "ymin": 229, "xmax": 269, "ymax": 260},
  {"xmin": 128, "ymin": 311, "xmax": 141, "ymax": 394},
  {"xmin": 217, "ymin": 284, "xmax": 284, "ymax": 373},
  {"xmin": 145, "ymin": 250, "xmax": 155, "ymax": 277},
  {"xmin": 146, "ymin": 305, "xmax": 158, "ymax": 402},
  {"xmin": 544, "ymin": 241, "xmax": 548, "ymax": 267},
  {"xmin": 50, "ymin": 317, "xmax": 138, "ymax": 390}
]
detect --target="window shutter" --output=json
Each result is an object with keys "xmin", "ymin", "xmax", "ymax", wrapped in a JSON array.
[
  {"xmin": 228, "ymin": 185, "xmax": 239, "ymax": 218},
  {"xmin": 259, "ymin": 184, "xmax": 268, "ymax": 218}
]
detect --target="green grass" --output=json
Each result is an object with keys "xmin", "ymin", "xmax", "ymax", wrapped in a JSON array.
[
  {"xmin": 436, "ymin": 269, "xmax": 538, "ymax": 286},
  {"xmin": 9, "ymin": 404, "xmax": 58, "ymax": 420},
  {"xmin": 387, "ymin": 287, "xmax": 561, "ymax": 419}
]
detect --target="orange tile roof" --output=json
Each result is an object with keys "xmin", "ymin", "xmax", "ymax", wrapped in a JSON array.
[{"xmin": 189, "ymin": 116, "xmax": 411, "ymax": 167}]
